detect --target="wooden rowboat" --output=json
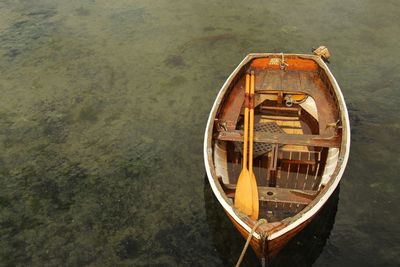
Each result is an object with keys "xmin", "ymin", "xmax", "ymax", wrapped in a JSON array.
[{"xmin": 203, "ymin": 51, "xmax": 350, "ymax": 263}]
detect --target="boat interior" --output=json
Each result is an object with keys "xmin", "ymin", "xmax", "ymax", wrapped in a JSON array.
[{"xmin": 212, "ymin": 56, "xmax": 343, "ymax": 223}]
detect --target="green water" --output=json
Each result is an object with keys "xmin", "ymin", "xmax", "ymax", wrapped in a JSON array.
[{"xmin": 0, "ymin": 0, "xmax": 399, "ymax": 266}]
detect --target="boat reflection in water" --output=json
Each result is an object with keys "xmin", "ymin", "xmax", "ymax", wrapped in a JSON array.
[{"xmin": 204, "ymin": 175, "xmax": 339, "ymax": 266}]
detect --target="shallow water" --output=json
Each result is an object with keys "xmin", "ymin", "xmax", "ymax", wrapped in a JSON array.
[{"xmin": 0, "ymin": 0, "xmax": 399, "ymax": 266}]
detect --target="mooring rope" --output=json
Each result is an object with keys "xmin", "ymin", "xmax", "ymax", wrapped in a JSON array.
[{"xmin": 235, "ymin": 219, "xmax": 268, "ymax": 267}]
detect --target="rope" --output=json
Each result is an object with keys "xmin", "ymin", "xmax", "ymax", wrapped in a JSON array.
[{"xmin": 235, "ymin": 219, "xmax": 268, "ymax": 267}]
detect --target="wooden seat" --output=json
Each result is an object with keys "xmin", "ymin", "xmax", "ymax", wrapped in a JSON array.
[
  {"xmin": 224, "ymin": 184, "xmax": 317, "ymax": 205},
  {"xmin": 216, "ymin": 131, "xmax": 340, "ymax": 148}
]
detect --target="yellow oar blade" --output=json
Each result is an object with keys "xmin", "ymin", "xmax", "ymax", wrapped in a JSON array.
[
  {"xmin": 250, "ymin": 172, "xmax": 259, "ymax": 220},
  {"xmin": 234, "ymin": 169, "xmax": 253, "ymax": 216}
]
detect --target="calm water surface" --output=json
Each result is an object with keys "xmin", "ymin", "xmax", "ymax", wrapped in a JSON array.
[{"xmin": 0, "ymin": 0, "xmax": 399, "ymax": 266}]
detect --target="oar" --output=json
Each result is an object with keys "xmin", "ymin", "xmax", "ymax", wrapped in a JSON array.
[
  {"xmin": 249, "ymin": 71, "xmax": 259, "ymax": 219},
  {"xmin": 234, "ymin": 74, "xmax": 253, "ymax": 216}
]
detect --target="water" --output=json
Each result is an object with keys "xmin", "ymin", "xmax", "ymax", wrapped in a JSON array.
[{"xmin": 0, "ymin": 0, "xmax": 399, "ymax": 266}]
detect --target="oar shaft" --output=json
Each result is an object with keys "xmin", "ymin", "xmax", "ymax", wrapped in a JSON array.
[
  {"xmin": 249, "ymin": 72, "xmax": 255, "ymax": 173},
  {"xmin": 242, "ymin": 74, "xmax": 250, "ymax": 168}
]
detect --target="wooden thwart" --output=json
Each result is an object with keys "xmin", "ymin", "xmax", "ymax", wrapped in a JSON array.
[
  {"xmin": 227, "ymin": 186, "xmax": 317, "ymax": 205},
  {"xmin": 217, "ymin": 131, "xmax": 340, "ymax": 148}
]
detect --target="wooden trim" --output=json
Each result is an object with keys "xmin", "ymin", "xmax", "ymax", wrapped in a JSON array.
[
  {"xmin": 280, "ymin": 158, "xmax": 316, "ymax": 165},
  {"xmin": 260, "ymin": 106, "xmax": 301, "ymax": 113}
]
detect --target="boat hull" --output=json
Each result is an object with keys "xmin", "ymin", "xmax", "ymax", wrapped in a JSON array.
[{"xmin": 204, "ymin": 53, "xmax": 350, "ymax": 261}]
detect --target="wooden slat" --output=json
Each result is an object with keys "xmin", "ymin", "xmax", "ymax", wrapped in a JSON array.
[
  {"xmin": 216, "ymin": 130, "xmax": 341, "ymax": 148},
  {"xmin": 280, "ymin": 158, "xmax": 316, "ymax": 165},
  {"xmin": 282, "ymin": 145, "xmax": 309, "ymax": 152},
  {"xmin": 260, "ymin": 106, "xmax": 301, "ymax": 112}
]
